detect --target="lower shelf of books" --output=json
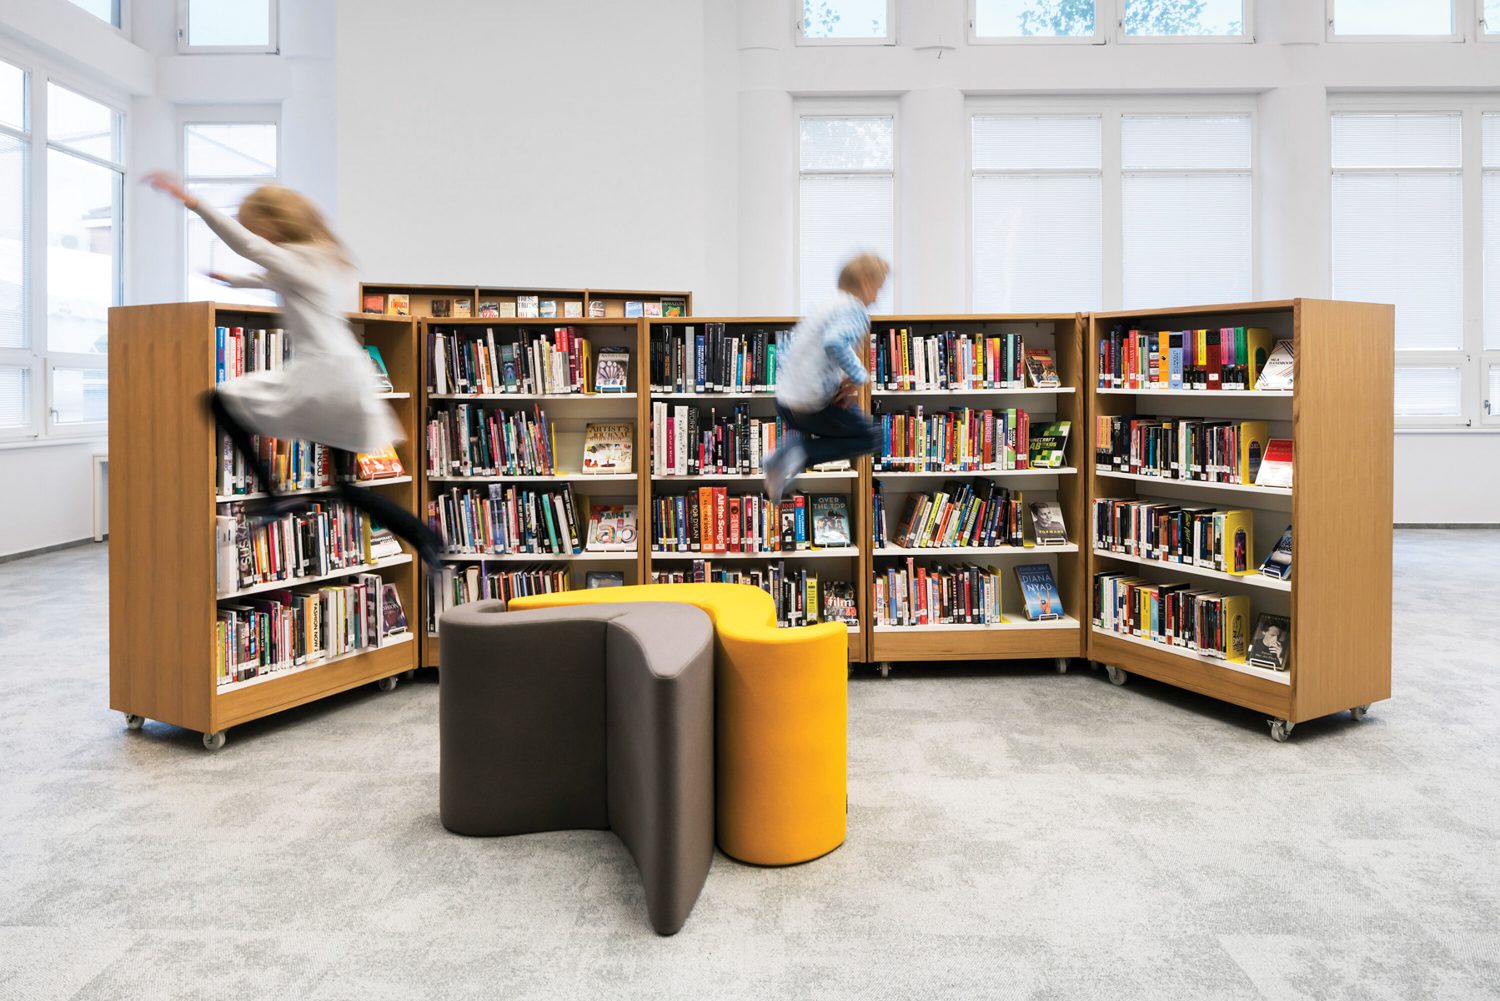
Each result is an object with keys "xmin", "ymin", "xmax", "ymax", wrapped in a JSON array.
[
  {"xmin": 212, "ymin": 633, "xmax": 417, "ymax": 730},
  {"xmin": 437, "ymin": 551, "xmax": 636, "ymax": 563},
  {"xmin": 1088, "ymin": 627, "xmax": 1293, "ymax": 718},
  {"xmin": 870, "ymin": 616, "xmax": 1082, "ymax": 662},
  {"xmin": 650, "ymin": 547, "xmax": 859, "ymax": 561},
  {"xmin": 217, "ymin": 633, "xmax": 415, "ymax": 695}
]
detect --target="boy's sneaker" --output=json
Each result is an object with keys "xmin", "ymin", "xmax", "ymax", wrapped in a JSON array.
[{"xmin": 766, "ymin": 443, "xmax": 806, "ymax": 506}]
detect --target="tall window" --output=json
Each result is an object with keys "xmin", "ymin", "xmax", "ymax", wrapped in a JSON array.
[
  {"xmin": 0, "ymin": 60, "xmax": 29, "ymax": 436},
  {"xmin": 1121, "ymin": 115, "xmax": 1253, "ymax": 309},
  {"xmin": 179, "ymin": 0, "xmax": 278, "ymax": 53},
  {"xmin": 183, "ymin": 122, "xmax": 278, "ymax": 305},
  {"xmin": 798, "ymin": 0, "xmax": 892, "ymax": 42},
  {"xmin": 971, "ymin": 115, "xmax": 1102, "ymax": 311},
  {"xmin": 1332, "ymin": 113, "xmax": 1464, "ymax": 422},
  {"xmin": 68, "ymin": 0, "xmax": 121, "ymax": 27},
  {"xmin": 1484, "ymin": 115, "xmax": 1500, "ymax": 416},
  {"xmin": 1329, "ymin": 0, "xmax": 1454, "ymax": 36},
  {"xmin": 798, "ymin": 115, "xmax": 895, "ymax": 312},
  {"xmin": 46, "ymin": 83, "xmax": 121, "ymax": 429}
]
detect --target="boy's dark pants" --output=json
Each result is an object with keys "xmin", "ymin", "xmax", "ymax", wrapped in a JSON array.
[{"xmin": 777, "ymin": 402, "xmax": 881, "ymax": 469}]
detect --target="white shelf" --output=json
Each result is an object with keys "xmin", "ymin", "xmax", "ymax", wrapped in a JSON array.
[
  {"xmin": 216, "ymin": 633, "xmax": 414, "ymax": 695},
  {"xmin": 1096, "ymin": 387, "xmax": 1292, "ymax": 398},
  {"xmin": 651, "ymin": 470, "xmax": 856, "ymax": 482},
  {"xmin": 1095, "ymin": 469, "xmax": 1293, "ymax": 501},
  {"xmin": 875, "ymin": 467, "xmax": 1075, "ymax": 479},
  {"xmin": 874, "ymin": 543, "xmax": 1078, "ymax": 557},
  {"xmin": 1092, "ymin": 548, "xmax": 1292, "ymax": 592},
  {"xmin": 873, "ymin": 615, "xmax": 1080, "ymax": 633},
  {"xmin": 428, "ymin": 472, "xmax": 636, "ymax": 483},
  {"xmin": 215, "ymin": 476, "xmax": 412, "ymax": 504},
  {"xmin": 650, "ymin": 546, "xmax": 859, "ymax": 561},
  {"xmin": 375, "ymin": 392, "xmax": 410, "ymax": 400},
  {"xmin": 1090, "ymin": 626, "xmax": 1291, "ymax": 686},
  {"xmin": 427, "ymin": 392, "xmax": 637, "ymax": 401},
  {"xmin": 872, "ymin": 387, "xmax": 1074, "ymax": 398},
  {"xmin": 653, "ymin": 390, "xmax": 775, "ymax": 399},
  {"xmin": 438, "ymin": 551, "xmax": 636, "ymax": 563},
  {"xmin": 219, "ymin": 554, "xmax": 414, "ymax": 600}
]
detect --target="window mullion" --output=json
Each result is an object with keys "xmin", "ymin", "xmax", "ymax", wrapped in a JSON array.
[
  {"xmin": 1462, "ymin": 106, "xmax": 1486, "ymax": 425},
  {"xmin": 28, "ymin": 71, "xmax": 46, "ymax": 439}
]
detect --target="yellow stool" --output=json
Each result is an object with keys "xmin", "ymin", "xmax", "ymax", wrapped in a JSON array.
[{"xmin": 509, "ymin": 583, "xmax": 847, "ymax": 866}]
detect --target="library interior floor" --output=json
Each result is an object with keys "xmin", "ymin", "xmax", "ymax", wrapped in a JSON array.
[{"xmin": 2, "ymin": 530, "xmax": 1494, "ymax": 1001}]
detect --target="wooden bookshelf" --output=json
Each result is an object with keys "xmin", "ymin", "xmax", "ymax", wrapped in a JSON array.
[
  {"xmin": 1084, "ymin": 299, "xmax": 1393, "ymax": 739},
  {"xmin": 359, "ymin": 282, "xmax": 692, "ymax": 321},
  {"xmin": 108, "ymin": 304, "xmax": 421, "ymax": 750},
  {"xmin": 865, "ymin": 314, "xmax": 1088, "ymax": 670},
  {"xmin": 418, "ymin": 317, "xmax": 646, "ymax": 669}
]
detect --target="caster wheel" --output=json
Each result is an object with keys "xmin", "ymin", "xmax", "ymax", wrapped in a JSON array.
[
  {"xmin": 124, "ymin": 713, "xmax": 145, "ymax": 731},
  {"xmin": 402, "ymin": 670, "xmax": 416, "ymax": 682},
  {"xmin": 1054, "ymin": 658, "xmax": 1070, "ymax": 675},
  {"xmin": 377, "ymin": 676, "xmax": 398, "ymax": 692},
  {"xmin": 1350, "ymin": 704, "xmax": 1370, "ymax": 721},
  {"xmin": 202, "ymin": 731, "xmax": 227, "ymax": 751},
  {"xmin": 878, "ymin": 663, "xmax": 891, "ymax": 679},
  {"xmin": 1105, "ymin": 665, "xmax": 1127, "ymax": 686},
  {"xmin": 1268, "ymin": 719, "xmax": 1293, "ymax": 743}
]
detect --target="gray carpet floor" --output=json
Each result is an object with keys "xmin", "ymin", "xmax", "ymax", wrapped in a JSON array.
[{"xmin": 1, "ymin": 531, "xmax": 1496, "ymax": 1000}]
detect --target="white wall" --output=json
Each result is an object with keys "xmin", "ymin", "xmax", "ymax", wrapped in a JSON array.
[{"xmin": 334, "ymin": 0, "xmax": 739, "ymax": 312}]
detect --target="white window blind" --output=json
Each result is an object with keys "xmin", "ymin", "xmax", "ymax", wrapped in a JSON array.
[
  {"xmin": 0, "ymin": 132, "xmax": 26, "ymax": 353},
  {"xmin": 1123, "ymin": 0, "xmax": 1244, "ymax": 36},
  {"xmin": 184, "ymin": 122, "xmax": 278, "ymax": 305},
  {"xmin": 1120, "ymin": 115, "xmax": 1252, "ymax": 310},
  {"xmin": 0, "ymin": 365, "xmax": 26, "ymax": 429},
  {"xmin": 1485, "ymin": 115, "xmax": 1500, "ymax": 351},
  {"xmin": 1332, "ymin": 114, "xmax": 1463, "ymax": 353},
  {"xmin": 799, "ymin": 115, "xmax": 894, "ymax": 312},
  {"xmin": 973, "ymin": 0, "xmax": 1094, "ymax": 37},
  {"xmin": 1331, "ymin": 0, "xmax": 1454, "ymax": 35},
  {"xmin": 1395, "ymin": 367, "xmax": 1463, "ymax": 418},
  {"xmin": 1489, "ymin": 366, "xmax": 1500, "ymax": 417},
  {"xmin": 971, "ymin": 116, "xmax": 1101, "ymax": 312}
]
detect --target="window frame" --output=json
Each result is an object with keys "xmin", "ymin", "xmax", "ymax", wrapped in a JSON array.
[
  {"xmin": 968, "ymin": 0, "xmax": 1106, "ymax": 44},
  {"xmin": 964, "ymin": 96, "xmax": 1259, "ymax": 313},
  {"xmin": 1481, "ymin": 0, "xmax": 1500, "ymax": 38},
  {"xmin": 1115, "ymin": 0, "xmax": 1254, "ymax": 44},
  {"xmin": 1329, "ymin": 97, "xmax": 1495, "ymax": 431},
  {"xmin": 794, "ymin": 0, "xmax": 896, "ymax": 46},
  {"xmin": 1326, "ymin": 0, "xmax": 1464, "ymax": 43},
  {"xmin": 0, "ymin": 52, "xmax": 34, "ymax": 441},
  {"xmin": 177, "ymin": 0, "xmax": 280, "ymax": 55},
  {"xmin": 179, "ymin": 110, "xmax": 280, "ymax": 304},
  {"xmin": 793, "ymin": 103, "xmax": 898, "ymax": 313}
]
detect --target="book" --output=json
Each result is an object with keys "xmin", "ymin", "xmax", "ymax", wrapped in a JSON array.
[
  {"xmin": 870, "ymin": 327, "xmax": 1026, "ymax": 390},
  {"xmin": 361, "ymin": 293, "xmax": 385, "ymax": 314},
  {"xmin": 429, "ymin": 485, "xmax": 581, "ymax": 555},
  {"xmin": 1255, "ymin": 438, "xmax": 1293, "ymax": 488},
  {"xmin": 517, "ymin": 295, "xmax": 539, "ymax": 318},
  {"xmin": 1029, "ymin": 500, "xmax": 1067, "ymax": 546},
  {"xmin": 369, "ymin": 526, "xmax": 404, "ymax": 560},
  {"xmin": 354, "ymin": 444, "xmax": 404, "ymax": 480},
  {"xmin": 595, "ymin": 347, "xmax": 630, "ymax": 393},
  {"xmin": 381, "ymin": 583, "xmax": 408, "ymax": 638},
  {"xmin": 588, "ymin": 300, "xmax": 607, "ymax": 318},
  {"xmin": 644, "ymin": 302, "xmax": 664, "ymax": 318},
  {"xmin": 1028, "ymin": 421, "xmax": 1071, "ymax": 469},
  {"xmin": 540, "ymin": 300, "xmax": 558, "ymax": 318},
  {"xmin": 810, "ymin": 494, "xmax": 851, "ymax": 548},
  {"xmin": 1246, "ymin": 613, "xmax": 1290, "ymax": 671},
  {"xmin": 1094, "ymin": 416, "xmax": 1268, "ymax": 485},
  {"xmin": 365, "ymin": 345, "xmax": 393, "ymax": 393},
  {"xmin": 215, "ymin": 515, "xmax": 237, "ymax": 596},
  {"xmin": 586, "ymin": 571, "xmax": 625, "ymax": 588},
  {"xmin": 1014, "ymin": 564, "xmax": 1063, "ymax": 621},
  {"xmin": 386, "ymin": 294, "xmax": 410, "ymax": 317},
  {"xmin": 874, "ymin": 405, "xmax": 1033, "ymax": 472},
  {"xmin": 1256, "ymin": 340, "xmax": 1295, "ymax": 391},
  {"xmin": 624, "ymin": 301, "xmax": 644, "ymax": 318},
  {"xmin": 662, "ymin": 298, "xmax": 687, "ymax": 317},
  {"xmin": 430, "ymin": 298, "xmax": 452, "ymax": 318},
  {"xmin": 1260, "ymin": 524, "xmax": 1293, "ymax": 580},
  {"xmin": 585, "ymin": 503, "xmax": 637, "ymax": 552},
  {"xmin": 499, "ymin": 302, "xmax": 518, "ymax": 318},
  {"xmin": 564, "ymin": 301, "xmax": 583, "ymax": 318},
  {"xmin": 478, "ymin": 301, "xmax": 500, "ymax": 318},
  {"xmin": 582, "ymin": 423, "xmax": 633, "ymax": 474},
  {"xmin": 1024, "ymin": 348, "xmax": 1060, "ymax": 388},
  {"xmin": 453, "ymin": 298, "xmax": 473, "ymax": 319}
]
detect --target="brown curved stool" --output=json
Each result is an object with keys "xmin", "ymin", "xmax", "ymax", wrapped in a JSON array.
[{"xmin": 438, "ymin": 600, "xmax": 714, "ymax": 936}]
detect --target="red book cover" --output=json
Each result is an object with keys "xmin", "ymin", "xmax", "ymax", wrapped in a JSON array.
[
  {"xmin": 916, "ymin": 566, "xmax": 928, "ymax": 625},
  {"xmin": 1018, "ymin": 409, "xmax": 1030, "ymax": 470},
  {"xmin": 698, "ymin": 487, "xmax": 714, "ymax": 551},
  {"xmin": 728, "ymin": 495, "xmax": 742, "ymax": 552},
  {"xmin": 1206, "ymin": 330, "xmax": 1222, "ymax": 390}
]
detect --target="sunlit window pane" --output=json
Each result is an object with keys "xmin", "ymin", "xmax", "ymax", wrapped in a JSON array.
[
  {"xmin": 185, "ymin": 123, "xmax": 277, "ymax": 178},
  {"xmin": 47, "ymin": 83, "xmax": 118, "ymax": 162},
  {"xmin": 186, "ymin": 182, "xmax": 274, "ymax": 306},
  {"xmin": 0, "ymin": 366, "xmax": 28, "ymax": 429},
  {"xmin": 801, "ymin": 0, "xmax": 889, "ymax": 39},
  {"xmin": 51, "ymin": 367, "xmax": 107, "ymax": 424},
  {"xmin": 47, "ymin": 150, "xmax": 119, "ymax": 354},
  {"xmin": 1394, "ymin": 368, "xmax": 1461, "ymax": 418},
  {"xmin": 974, "ymin": 0, "xmax": 1094, "ymax": 37},
  {"xmin": 0, "ymin": 59, "xmax": 24, "ymax": 133},
  {"xmin": 187, "ymin": 0, "xmax": 273, "ymax": 48},
  {"xmin": 1331, "ymin": 0, "xmax": 1454, "ymax": 35},
  {"xmin": 1123, "ymin": 0, "xmax": 1245, "ymax": 36},
  {"xmin": 0, "ymin": 134, "xmax": 25, "ymax": 350},
  {"xmin": 67, "ymin": 0, "xmax": 119, "ymax": 27}
]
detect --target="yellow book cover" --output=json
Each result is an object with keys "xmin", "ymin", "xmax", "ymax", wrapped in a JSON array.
[
  {"xmin": 1246, "ymin": 327, "xmax": 1275, "ymax": 386},
  {"xmin": 1217, "ymin": 509, "xmax": 1255, "ymax": 574},
  {"xmin": 1236, "ymin": 421, "xmax": 1270, "ymax": 484},
  {"xmin": 1196, "ymin": 330, "xmax": 1208, "ymax": 381},
  {"xmin": 806, "ymin": 573, "xmax": 819, "ymax": 624},
  {"xmin": 1158, "ymin": 331, "xmax": 1170, "ymax": 387},
  {"xmin": 1222, "ymin": 594, "xmax": 1251, "ymax": 661},
  {"xmin": 579, "ymin": 338, "xmax": 593, "ymax": 394},
  {"xmin": 900, "ymin": 328, "xmax": 911, "ymax": 386}
]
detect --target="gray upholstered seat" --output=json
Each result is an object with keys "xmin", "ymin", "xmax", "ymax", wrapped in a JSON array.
[{"xmin": 438, "ymin": 600, "xmax": 715, "ymax": 936}]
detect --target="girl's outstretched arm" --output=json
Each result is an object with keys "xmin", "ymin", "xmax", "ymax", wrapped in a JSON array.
[
  {"xmin": 144, "ymin": 171, "xmax": 304, "ymax": 288},
  {"xmin": 207, "ymin": 270, "xmax": 272, "ymax": 289}
]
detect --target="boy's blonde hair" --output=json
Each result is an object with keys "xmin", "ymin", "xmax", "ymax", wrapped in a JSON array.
[
  {"xmin": 238, "ymin": 185, "xmax": 351, "ymax": 265},
  {"xmin": 837, "ymin": 254, "xmax": 890, "ymax": 296}
]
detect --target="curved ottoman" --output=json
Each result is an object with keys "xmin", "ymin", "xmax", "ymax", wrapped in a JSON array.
[
  {"xmin": 509, "ymin": 583, "xmax": 848, "ymax": 867},
  {"xmin": 439, "ymin": 600, "xmax": 714, "ymax": 936}
]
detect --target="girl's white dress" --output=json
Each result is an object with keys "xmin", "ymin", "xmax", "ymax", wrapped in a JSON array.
[{"xmin": 197, "ymin": 202, "xmax": 403, "ymax": 454}]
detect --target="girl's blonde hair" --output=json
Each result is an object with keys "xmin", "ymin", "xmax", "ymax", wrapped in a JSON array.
[
  {"xmin": 837, "ymin": 253, "xmax": 891, "ymax": 295},
  {"xmin": 238, "ymin": 185, "xmax": 351, "ymax": 265}
]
